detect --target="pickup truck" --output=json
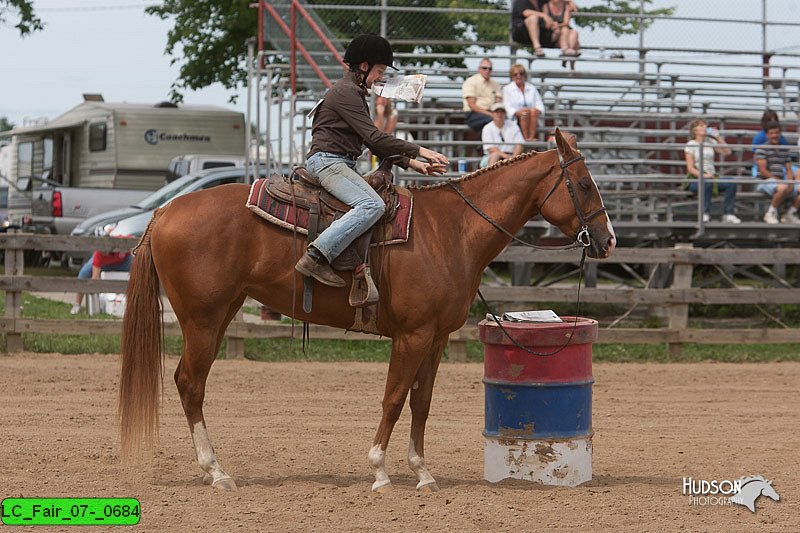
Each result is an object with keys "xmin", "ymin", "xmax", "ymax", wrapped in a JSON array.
[{"xmin": 30, "ymin": 186, "xmax": 152, "ymax": 235}]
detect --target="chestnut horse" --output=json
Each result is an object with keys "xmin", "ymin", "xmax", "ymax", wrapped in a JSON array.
[{"xmin": 118, "ymin": 130, "xmax": 615, "ymax": 493}]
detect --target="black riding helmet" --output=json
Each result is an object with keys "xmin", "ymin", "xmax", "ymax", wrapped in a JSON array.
[{"xmin": 343, "ymin": 34, "xmax": 397, "ymax": 72}]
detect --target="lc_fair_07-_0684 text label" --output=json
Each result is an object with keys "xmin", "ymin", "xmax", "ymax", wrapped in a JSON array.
[{"xmin": 1, "ymin": 498, "xmax": 140, "ymax": 526}]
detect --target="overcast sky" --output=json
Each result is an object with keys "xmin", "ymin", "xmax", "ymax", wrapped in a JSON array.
[
  {"xmin": 3, "ymin": 0, "xmax": 800, "ymax": 130},
  {"xmin": 0, "ymin": 1, "xmax": 246, "ymax": 128}
]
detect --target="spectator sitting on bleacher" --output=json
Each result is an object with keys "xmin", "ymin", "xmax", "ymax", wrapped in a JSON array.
[
  {"xmin": 462, "ymin": 58, "xmax": 501, "ymax": 133},
  {"xmin": 683, "ymin": 118, "xmax": 740, "ymax": 224},
  {"xmin": 752, "ymin": 109, "xmax": 788, "ymax": 147},
  {"xmin": 750, "ymin": 109, "xmax": 790, "ymax": 177},
  {"xmin": 511, "ymin": 0, "xmax": 556, "ymax": 58},
  {"xmin": 480, "ymin": 103, "xmax": 524, "ymax": 167},
  {"xmin": 373, "ymin": 95, "xmax": 397, "ymax": 134},
  {"xmin": 543, "ymin": 0, "xmax": 581, "ymax": 68},
  {"xmin": 510, "ymin": 0, "xmax": 577, "ymax": 58},
  {"xmin": 502, "ymin": 63, "xmax": 545, "ymax": 141},
  {"xmin": 755, "ymin": 121, "xmax": 800, "ymax": 224}
]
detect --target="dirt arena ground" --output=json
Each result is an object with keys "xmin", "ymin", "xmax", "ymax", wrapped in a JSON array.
[{"xmin": 1, "ymin": 352, "xmax": 797, "ymax": 532}]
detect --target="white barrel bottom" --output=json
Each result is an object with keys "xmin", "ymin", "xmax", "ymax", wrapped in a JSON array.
[{"xmin": 484, "ymin": 436, "xmax": 592, "ymax": 487}]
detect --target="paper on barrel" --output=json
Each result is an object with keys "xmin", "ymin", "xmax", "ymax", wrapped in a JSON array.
[
  {"xmin": 374, "ymin": 74, "xmax": 427, "ymax": 103},
  {"xmin": 486, "ymin": 310, "xmax": 563, "ymax": 323}
]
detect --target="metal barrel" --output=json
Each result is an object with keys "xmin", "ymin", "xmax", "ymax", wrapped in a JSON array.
[{"xmin": 479, "ymin": 317, "xmax": 597, "ymax": 486}]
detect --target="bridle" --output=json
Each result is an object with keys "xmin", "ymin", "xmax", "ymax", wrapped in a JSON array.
[
  {"xmin": 446, "ymin": 150, "xmax": 606, "ymax": 251},
  {"xmin": 447, "ymin": 149, "xmax": 608, "ymax": 357},
  {"xmin": 540, "ymin": 152, "xmax": 607, "ymax": 247}
]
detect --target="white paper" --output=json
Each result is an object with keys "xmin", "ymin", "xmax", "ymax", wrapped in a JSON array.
[
  {"xmin": 486, "ymin": 310, "xmax": 563, "ymax": 323},
  {"xmin": 306, "ymin": 98, "xmax": 325, "ymax": 120},
  {"xmin": 374, "ymin": 74, "xmax": 427, "ymax": 103}
]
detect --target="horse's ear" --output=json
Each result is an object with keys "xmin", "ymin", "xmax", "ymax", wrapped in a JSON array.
[
  {"xmin": 555, "ymin": 128, "xmax": 579, "ymax": 154},
  {"xmin": 554, "ymin": 128, "xmax": 574, "ymax": 158}
]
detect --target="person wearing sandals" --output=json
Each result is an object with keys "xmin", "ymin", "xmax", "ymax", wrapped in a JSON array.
[
  {"xmin": 510, "ymin": 0, "xmax": 556, "ymax": 58},
  {"xmin": 510, "ymin": 0, "xmax": 577, "ymax": 58},
  {"xmin": 544, "ymin": 0, "xmax": 581, "ymax": 69}
]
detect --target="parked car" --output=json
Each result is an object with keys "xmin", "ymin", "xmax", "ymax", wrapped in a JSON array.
[
  {"xmin": 166, "ymin": 154, "xmax": 245, "ymax": 183},
  {"xmin": 69, "ymin": 167, "xmax": 263, "ymax": 268},
  {"xmin": 0, "ymin": 186, "xmax": 9, "ymax": 229}
]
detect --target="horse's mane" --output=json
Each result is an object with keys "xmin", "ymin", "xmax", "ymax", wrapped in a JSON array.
[
  {"xmin": 407, "ymin": 149, "xmax": 548, "ymax": 191},
  {"xmin": 740, "ymin": 475, "xmax": 769, "ymax": 485}
]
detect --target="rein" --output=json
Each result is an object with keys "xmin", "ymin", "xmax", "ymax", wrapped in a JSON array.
[
  {"xmin": 449, "ymin": 151, "xmax": 600, "ymax": 357},
  {"xmin": 446, "ymin": 153, "xmax": 604, "ymax": 251}
]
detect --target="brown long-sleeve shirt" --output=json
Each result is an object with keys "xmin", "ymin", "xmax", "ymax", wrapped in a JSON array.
[{"xmin": 307, "ymin": 72, "xmax": 420, "ymax": 169}]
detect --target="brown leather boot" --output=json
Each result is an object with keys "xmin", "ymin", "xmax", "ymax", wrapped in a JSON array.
[{"xmin": 295, "ymin": 248, "xmax": 346, "ymax": 287}]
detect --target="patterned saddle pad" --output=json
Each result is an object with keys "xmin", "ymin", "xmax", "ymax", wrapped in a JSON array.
[{"xmin": 246, "ymin": 176, "xmax": 413, "ymax": 245}]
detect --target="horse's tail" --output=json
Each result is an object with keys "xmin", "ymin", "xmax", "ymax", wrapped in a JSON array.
[{"xmin": 118, "ymin": 209, "xmax": 165, "ymax": 458}]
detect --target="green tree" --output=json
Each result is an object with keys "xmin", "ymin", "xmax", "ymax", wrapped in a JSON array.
[
  {"xmin": 0, "ymin": 116, "xmax": 14, "ymax": 131},
  {"xmin": 0, "ymin": 0, "xmax": 43, "ymax": 35},
  {"xmin": 147, "ymin": 0, "xmax": 673, "ymax": 101},
  {"xmin": 576, "ymin": 1, "xmax": 673, "ymax": 36}
]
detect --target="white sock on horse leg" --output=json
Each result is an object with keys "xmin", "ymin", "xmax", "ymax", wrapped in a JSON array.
[
  {"xmin": 407, "ymin": 439, "xmax": 436, "ymax": 489},
  {"xmin": 368, "ymin": 444, "xmax": 391, "ymax": 491}
]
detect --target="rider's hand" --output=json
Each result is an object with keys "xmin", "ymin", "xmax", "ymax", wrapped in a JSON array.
[
  {"xmin": 409, "ymin": 159, "xmax": 447, "ymax": 176},
  {"xmin": 418, "ymin": 147, "xmax": 450, "ymax": 167}
]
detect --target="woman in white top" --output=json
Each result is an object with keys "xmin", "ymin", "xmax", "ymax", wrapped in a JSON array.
[
  {"xmin": 502, "ymin": 63, "xmax": 545, "ymax": 141},
  {"xmin": 683, "ymin": 118, "xmax": 740, "ymax": 223}
]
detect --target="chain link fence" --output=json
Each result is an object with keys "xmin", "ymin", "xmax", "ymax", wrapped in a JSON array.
[{"xmin": 257, "ymin": 1, "xmax": 800, "ymax": 170}]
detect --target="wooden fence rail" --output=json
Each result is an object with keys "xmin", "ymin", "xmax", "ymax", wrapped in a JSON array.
[{"xmin": 2, "ymin": 233, "xmax": 800, "ymax": 359}]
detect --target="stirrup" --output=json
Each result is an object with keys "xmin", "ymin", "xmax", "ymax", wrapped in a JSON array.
[{"xmin": 349, "ymin": 264, "xmax": 379, "ymax": 307}]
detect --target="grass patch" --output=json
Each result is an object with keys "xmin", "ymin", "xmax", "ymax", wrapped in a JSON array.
[
  {"xmin": 245, "ymin": 338, "xmax": 392, "ymax": 362},
  {"xmin": 591, "ymin": 343, "xmax": 800, "ymax": 363},
  {"xmin": 7, "ymin": 291, "xmax": 800, "ymax": 363}
]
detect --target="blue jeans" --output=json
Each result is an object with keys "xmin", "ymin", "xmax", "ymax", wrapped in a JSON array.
[
  {"xmin": 306, "ymin": 152, "xmax": 384, "ymax": 262},
  {"xmin": 78, "ymin": 254, "xmax": 133, "ymax": 279},
  {"xmin": 686, "ymin": 177, "xmax": 736, "ymax": 214}
]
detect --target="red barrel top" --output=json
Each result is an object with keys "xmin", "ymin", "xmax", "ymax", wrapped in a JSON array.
[
  {"xmin": 480, "ymin": 317, "xmax": 597, "ymax": 383},
  {"xmin": 479, "ymin": 317, "xmax": 598, "ymax": 347}
]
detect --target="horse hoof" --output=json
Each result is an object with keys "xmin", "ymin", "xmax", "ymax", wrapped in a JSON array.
[
  {"xmin": 212, "ymin": 476, "xmax": 238, "ymax": 491},
  {"xmin": 372, "ymin": 480, "xmax": 392, "ymax": 493},
  {"xmin": 417, "ymin": 481, "xmax": 440, "ymax": 493},
  {"xmin": 202, "ymin": 474, "xmax": 213, "ymax": 485}
]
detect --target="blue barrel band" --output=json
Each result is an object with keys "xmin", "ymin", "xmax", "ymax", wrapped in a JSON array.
[{"xmin": 484, "ymin": 380, "xmax": 592, "ymax": 439}]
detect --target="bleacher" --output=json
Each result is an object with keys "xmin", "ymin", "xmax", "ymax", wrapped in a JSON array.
[{"xmin": 256, "ymin": 2, "xmax": 800, "ymax": 247}]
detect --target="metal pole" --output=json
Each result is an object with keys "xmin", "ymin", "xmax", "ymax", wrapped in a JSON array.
[
  {"xmin": 696, "ymin": 139, "xmax": 705, "ymax": 235},
  {"xmin": 265, "ymin": 66, "xmax": 272, "ymax": 176},
  {"xmin": 380, "ymin": 0, "xmax": 388, "ymax": 38},
  {"xmin": 639, "ymin": 0, "xmax": 646, "ymax": 113},
  {"xmin": 258, "ymin": 0, "xmax": 264, "ymax": 64},
  {"xmin": 290, "ymin": 0, "xmax": 297, "ymax": 95},
  {"xmin": 245, "ymin": 40, "xmax": 254, "ymax": 184},
  {"xmin": 289, "ymin": 93, "xmax": 297, "ymax": 172},
  {"xmin": 277, "ymin": 83, "xmax": 284, "ymax": 174},
  {"xmin": 256, "ymin": 56, "xmax": 263, "ymax": 181},
  {"xmin": 762, "ymin": 0, "xmax": 767, "ymax": 56},
  {"xmin": 638, "ymin": 0, "xmax": 645, "ymax": 56}
]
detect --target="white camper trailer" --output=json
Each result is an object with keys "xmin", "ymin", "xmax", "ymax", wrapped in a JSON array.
[{"xmin": 2, "ymin": 96, "xmax": 245, "ymax": 226}]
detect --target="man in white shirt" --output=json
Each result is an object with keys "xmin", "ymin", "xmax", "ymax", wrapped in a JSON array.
[{"xmin": 480, "ymin": 103, "xmax": 525, "ymax": 167}]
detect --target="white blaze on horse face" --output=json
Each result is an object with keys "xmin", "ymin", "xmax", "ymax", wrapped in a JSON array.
[
  {"xmin": 588, "ymin": 170, "xmax": 616, "ymax": 251},
  {"xmin": 407, "ymin": 439, "xmax": 436, "ymax": 490},
  {"xmin": 191, "ymin": 421, "xmax": 233, "ymax": 487},
  {"xmin": 368, "ymin": 444, "xmax": 391, "ymax": 491}
]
